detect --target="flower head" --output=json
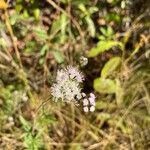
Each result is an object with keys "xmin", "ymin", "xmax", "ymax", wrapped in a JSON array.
[
  {"xmin": 89, "ymin": 97, "xmax": 96, "ymax": 106},
  {"xmin": 81, "ymin": 92, "xmax": 86, "ymax": 98},
  {"xmin": 83, "ymin": 106, "xmax": 89, "ymax": 112},
  {"xmin": 82, "ymin": 93, "xmax": 96, "ymax": 113},
  {"xmin": 67, "ymin": 66, "xmax": 84, "ymax": 82},
  {"xmin": 51, "ymin": 83, "xmax": 63, "ymax": 101},
  {"xmin": 83, "ymin": 98, "xmax": 89, "ymax": 106},
  {"xmin": 90, "ymin": 93, "xmax": 96, "ymax": 99},
  {"xmin": 51, "ymin": 66, "xmax": 96, "ymax": 113},
  {"xmin": 56, "ymin": 69, "xmax": 69, "ymax": 82},
  {"xmin": 51, "ymin": 66, "xmax": 84, "ymax": 102},
  {"xmin": 80, "ymin": 56, "xmax": 88, "ymax": 67},
  {"xmin": 90, "ymin": 106, "xmax": 95, "ymax": 112}
]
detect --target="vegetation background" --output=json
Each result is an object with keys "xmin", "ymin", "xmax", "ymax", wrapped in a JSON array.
[{"xmin": 0, "ymin": 0, "xmax": 150, "ymax": 149}]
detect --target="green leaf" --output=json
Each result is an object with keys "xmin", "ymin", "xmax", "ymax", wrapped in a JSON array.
[
  {"xmin": 15, "ymin": 4, "xmax": 22, "ymax": 12},
  {"xmin": 107, "ymin": 26, "xmax": 114, "ymax": 36},
  {"xmin": 60, "ymin": 13, "xmax": 68, "ymax": 43},
  {"xmin": 24, "ymin": 133, "xmax": 41, "ymax": 150},
  {"xmin": 105, "ymin": 13, "xmax": 121, "ymax": 24},
  {"xmin": 51, "ymin": 13, "xmax": 68, "ymax": 34},
  {"xmin": 40, "ymin": 45, "xmax": 49, "ymax": 56},
  {"xmin": 50, "ymin": 13, "xmax": 68, "ymax": 43},
  {"xmin": 0, "ymin": 38, "xmax": 7, "ymax": 47},
  {"xmin": 94, "ymin": 78, "xmax": 117, "ymax": 94},
  {"xmin": 100, "ymin": 27, "xmax": 107, "ymax": 36},
  {"xmin": 85, "ymin": 16, "xmax": 95, "ymax": 37},
  {"xmin": 19, "ymin": 116, "xmax": 31, "ymax": 132},
  {"xmin": 116, "ymin": 79, "xmax": 124, "ymax": 106},
  {"xmin": 33, "ymin": 8, "xmax": 40, "ymax": 20},
  {"xmin": 89, "ymin": 6, "xmax": 98, "ymax": 14},
  {"xmin": 34, "ymin": 27, "xmax": 48, "ymax": 40},
  {"xmin": 96, "ymin": 113, "xmax": 111, "ymax": 121},
  {"xmin": 101, "ymin": 57, "xmax": 121, "ymax": 78},
  {"xmin": 23, "ymin": 9, "xmax": 29, "ymax": 18},
  {"xmin": 88, "ymin": 40, "xmax": 123, "ymax": 57},
  {"xmin": 39, "ymin": 58, "xmax": 44, "ymax": 65},
  {"xmin": 78, "ymin": 4, "xmax": 88, "ymax": 16},
  {"xmin": 10, "ymin": 13, "xmax": 19, "ymax": 25},
  {"xmin": 52, "ymin": 51, "xmax": 64, "ymax": 64}
]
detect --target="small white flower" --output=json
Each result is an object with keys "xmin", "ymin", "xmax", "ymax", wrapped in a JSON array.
[
  {"xmin": 51, "ymin": 83, "xmax": 63, "ymax": 100},
  {"xmin": 90, "ymin": 106, "xmax": 95, "ymax": 112},
  {"xmin": 63, "ymin": 80, "xmax": 81, "ymax": 101},
  {"xmin": 56, "ymin": 69, "xmax": 69, "ymax": 82},
  {"xmin": 80, "ymin": 56, "xmax": 88, "ymax": 67},
  {"xmin": 22, "ymin": 95, "xmax": 28, "ymax": 102},
  {"xmin": 13, "ymin": 91, "xmax": 19, "ymax": 95},
  {"xmin": 83, "ymin": 98, "xmax": 89, "ymax": 106},
  {"xmin": 83, "ymin": 106, "xmax": 89, "ymax": 112},
  {"xmin": 90, "ymin": 93, "xmax": 96, "ymax": 99},
  {"xmin": 76, "ymin": 94, "xmax": 82, "ymax": 100},
  {"xmin": 8, "ymin": 116, "xmax": 14, "ymax": 122},
  {"xmin": 67, "ymin": 66, "xmax": 84, "ymax": 82},
  {"xmin": 89, "ymin": 97, "xmax": 95, "ymax": 106},
  {"xmin": 82, "ymin": 92, "xmax": 86, "ymax": 98},
  {"xmin": 51, "ymin": 66, "xmax": 83, "ymax": 102}
]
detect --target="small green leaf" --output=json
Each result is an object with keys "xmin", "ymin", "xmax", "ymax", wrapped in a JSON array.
[
  {"xmin": 34, "ymin": 27, "xmax": 48, "ymax": 40},
  {"xmin": 0, "ymin": 38, "xmax": 7, "ymax": 47},
  {"xmin": 39, "ymin": 58, "xmax": 44, "ymax": 65},
  {"xmin": 24, "ymin": 132, "xmax": 41, "ymax": 150},
  {"xmin": 51, "ymin": 13, "xmax": 68, "ymax": 34},
  {"xmin": 78, "ymin": 4, "xmax": 88, "ymax": 16},
  {"xmin": 15, "ymin": 4, "xmax": 22, "ymax": 12},
  {"xmin": 23, "ymin": 9, "xmax": 29, "ymax": 18},
  {"xmin": 96, "ymin": 113, "xmax": 111, "ymax": 121},
  {"xmin": 40, "ymin": 45, "xmax": 48, "ymax": 56},
  {"xmin": 19, "ymin": 116, "xmax": 31, "ymax": 132},
  {"xmin": 94, "ymin": 78, "xmax": 117, "ymax": 93},
  {"xmin": 100, "ymin": 27, "xmax": 107, "ymax": 36},
  {"xmin": 116, "ymin": 79, "xmax": 124, "ymax": 106},
  {"xmin": 101, "ymin": 57, "xmax": 121, "ymax": 78},
  {"xmin": 88, "ymin": 40, "xmax": 123, "ymax": 57},
  {"xmin": 107, "ymin": 26, "xmax": 114, "ymax": 36},
  {"xmin": 52, "ymin": 51, "xmax": 64, "ymax": 64},
  {"xmin": 105, "ymin": 13, "xmax": 121, "ymax": 24},
  {"xmin": 10, "ymin": 13, "xmax": 19, "ymax": 25},
  {"xmin": 85, "ymin": 16, "xmax": 95, "ymax": 37},
  {"xmin": 33, "ymin": 8, "xmax": 40, "ymax": 20}
]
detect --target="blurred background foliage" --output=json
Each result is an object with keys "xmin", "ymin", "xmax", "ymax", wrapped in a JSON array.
[{"xmin": 0, "ymin": 0, "xmax": 150, "ymax": 149}]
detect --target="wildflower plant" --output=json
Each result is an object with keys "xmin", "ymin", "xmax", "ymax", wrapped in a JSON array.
[
  {"xmin": 51, "ymin": 66, "xmax": 84, "ymax": 103},
  {"xmin": 51, "ymin": 65, "xmax": 96, "ymax": 112}
]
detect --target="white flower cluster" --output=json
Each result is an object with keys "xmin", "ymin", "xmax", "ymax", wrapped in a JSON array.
[
  {"xmin": 51, "ymin": 66, "xmax": 84, "ymax": 102},
  {"xmin": 82, "ymin": 93, "xmax": 96, "ymax": 112},
  {"xmin": 80, "ymin": 56, "xmax": 88, "ymax": 67},
  {"xmin": 51, "ymin": 65, "xmax": 96, "ymax": 112}
]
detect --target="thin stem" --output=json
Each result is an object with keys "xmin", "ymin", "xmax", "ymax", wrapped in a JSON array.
[{"xmin": 4, "ymin": 10, "xmax": 23, "ymax": 68}]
